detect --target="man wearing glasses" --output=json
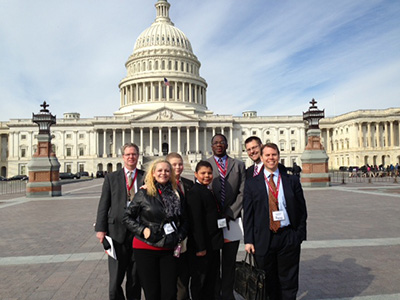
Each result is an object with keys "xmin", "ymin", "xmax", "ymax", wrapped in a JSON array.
[
  {"xmin": 95, "ymin": 143, "xmax": 144, "ymax": 300},
  {"xmin": 244, "ymin": 136, "xmax": 264, "ymax": 179},
  {"xmin": 207, "ymin": 134, "xmax": 246, "ymax": 300}
]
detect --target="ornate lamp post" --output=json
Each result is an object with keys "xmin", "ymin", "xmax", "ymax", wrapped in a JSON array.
[
  {"xmin": 300, "ymin": 99, "xmax": 330, "ymax": 187},
  {"xmin": 26, "ymin": 101, "xmax": 61, "ymax": 197}
]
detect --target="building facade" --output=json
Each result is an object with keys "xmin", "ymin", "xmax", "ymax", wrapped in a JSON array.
[
  {"xmin": 320, "ymin": 108, "xmax": 400, "ymax": 169},
  {"xmin": 1, "ymin": 0, "xmax": 399, "ymax": 178}
]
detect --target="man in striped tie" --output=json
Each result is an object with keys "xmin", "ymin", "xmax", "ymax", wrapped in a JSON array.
[
  {"xmin": 244, "ymin": 136, "xmax": 264, "ymax": 179},
  {"xmin": 207, "ymin": 134, "xmax": 246, "ymax": 300}
]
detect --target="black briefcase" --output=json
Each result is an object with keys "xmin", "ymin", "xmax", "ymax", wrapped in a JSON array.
[{"xmin": 234, "ymin": 252, "xmax": 267, "ymax": 300}]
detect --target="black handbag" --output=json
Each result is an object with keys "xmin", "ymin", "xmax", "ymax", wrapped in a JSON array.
[{"xmin": 234, "ymin": 252, "xmax": 267, "ymax": 300}]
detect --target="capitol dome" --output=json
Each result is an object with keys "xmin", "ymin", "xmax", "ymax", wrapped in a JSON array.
[{"xmin": 116, "ymin": 0, "xmax": 210, "ymax": 117}]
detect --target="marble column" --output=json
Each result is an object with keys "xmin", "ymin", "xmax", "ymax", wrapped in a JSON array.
[
  {"xmin": 204, "ymin": 128, "xmax": 207, "ymax": 155},
  {"xmin": 96, "ymin": 130, "xmax": 99, "ymax": 157},
  {"xmin": 158, "ymin": 82, "xmax": 162, "ymax": 100},
  {"xmin": 182, "ymin": 82, "xmax": 186, "ymax": 102},
  {"xmin": 189, "ymin": 83, "xmax": 192, "ymax": 103},
  {"xmin": 149, "ymin": 127, "xmax": 153, "ymax": 155},
  {"xmin": 159, "ymin": 127, "xmax": 162, "ymax": 155},
  {"xmin": 168, "ymin": 127, "xmax": 172, "ymax": 153},
  {"xmin": 377, "ymin": 123, "xmax": 381, "ymax": 148},
  {"xmin": 140, "ymin": 128, "xmax": 144, "ymax": 153},
  {"xmin": 112, "ymin": 129, "xmax": 116, "ymax": 157},
  {"xmin": 145, "ymin": 83, "xmax": 148, "ymax": 102},
  {"xmin": 390, "ymin": 121, "xmax": 394, "ymax": 147},
  {"xmin": 384, "ymin": 122, "xmax": 389, "ymax": 148},
  {"xmin": 103, "ymin": 130, "xmax": 107, "ymax": 157},
  {"xmin": 186, "ymin": 127, "xmax": 190, "ymax": 154},
  {"xmin": 177, "ymin": 127, "xmax": 181, "ymax": 154},
  {"xmin": 195, "ymin": 126, "xmax": 199, "ymax": 153},
  {"xmin": 367, "ymin": 123, "xmax": 371, "ymax": 148},
  {"xmin": 167, "ymin": 84, "xmax": 170, "ymax": 101}
]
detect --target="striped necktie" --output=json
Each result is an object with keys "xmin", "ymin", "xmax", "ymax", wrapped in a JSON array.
[
  {"xmin": 253, "ymin": 164, "xmax": 259, "ymax": 177},
  {"xmin": 218, "ymin": 158, "xmax": 226, "ymax": 207}
]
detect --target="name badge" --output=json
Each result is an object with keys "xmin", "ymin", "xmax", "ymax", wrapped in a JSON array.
[
  {"xmin": 163, "ymin": 223, "xmax": 175, "ymax": 235},
  {"xmin": 272, "ymin": 211, "xmax": 285, "ymax": 221},
  {"xmin": 218, "ymin": 218, "xmax": 227, "ymax": 229}
]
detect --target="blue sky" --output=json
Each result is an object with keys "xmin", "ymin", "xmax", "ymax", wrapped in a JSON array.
[{"xmin": 0, "ymin": 0, "xmax": 399, "ymax": 121}]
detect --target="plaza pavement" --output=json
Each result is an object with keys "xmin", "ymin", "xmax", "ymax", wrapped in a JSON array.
[{"xmin": 1, "ymin": 178, "xmax": 400, "ymax": 300}]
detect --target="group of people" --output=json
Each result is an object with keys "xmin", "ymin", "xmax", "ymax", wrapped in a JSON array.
[{"xmin": 95, "ymin": 134, "xmax": 308, "ymax": 300}]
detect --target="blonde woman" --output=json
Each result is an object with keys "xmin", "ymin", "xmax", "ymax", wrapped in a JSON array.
[{"xmin": 123, "ymin": 158, "xmax": 187, "ymax": 300}]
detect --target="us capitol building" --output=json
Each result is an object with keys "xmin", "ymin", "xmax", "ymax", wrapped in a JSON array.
[{"xmin": 1, "ymin": 0, "xmax": 399, "ymax": 177}]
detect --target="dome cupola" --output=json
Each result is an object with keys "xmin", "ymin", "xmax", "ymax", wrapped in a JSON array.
[{"xmin": 116, "ymin": 0, "xmax": 210, "ymax": 117}]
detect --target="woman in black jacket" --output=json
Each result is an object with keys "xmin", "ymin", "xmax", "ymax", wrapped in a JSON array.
[{"xmin": 123, "ymin": 158, "xmax": 187, "ymax": 300}]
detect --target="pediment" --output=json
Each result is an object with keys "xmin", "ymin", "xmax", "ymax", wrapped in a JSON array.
[{"xmin": 132, "ymin": 108, "xmax": 198, "ymax": 122}]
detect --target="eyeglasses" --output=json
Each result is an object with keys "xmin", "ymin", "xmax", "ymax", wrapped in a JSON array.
[
  {"xmin": 124, "ymin": 153, "xmax": 138, "ymax": 157},
  {"xmin": 212, "ymin": 141, "xmax": 226, "ymax": 146},
  {"xmin": 246, "ymin": 145, "xmax": 260, "ymax": 153}
]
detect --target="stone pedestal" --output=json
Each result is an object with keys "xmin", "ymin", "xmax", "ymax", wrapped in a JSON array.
[
  {"xmin": 300, "ymin": 129, "xmax": 330, "ymax": 187},
  {"xmin": 26, "ymin": 134, "xmax": 61, "ymax": 197}
]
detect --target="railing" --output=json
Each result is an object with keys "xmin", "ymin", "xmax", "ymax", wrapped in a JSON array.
[
  {"xmin": 330, "ymin": 171, "xmax": 399, "ymax": 184},
  {"xmin": 0, "ymin": 181, "xmax": 27, "ymax": 195}
]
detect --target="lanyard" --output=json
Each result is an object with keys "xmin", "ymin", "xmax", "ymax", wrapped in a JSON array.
[
  {"xmin": 214, "ymin": 157, "xmax": 228, "ymax": 176},
  {"xmin": 264, "ymin": 173, "xmax": 281, "ymax": 201},
  {"xmin": 125, "ymin": 170, "xmax": 138, "ymax": 193}
]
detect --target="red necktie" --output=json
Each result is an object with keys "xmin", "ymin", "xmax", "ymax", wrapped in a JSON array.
[{"xmin": 268, "ymin": 174, "xmax": 280, "ymax": 232}]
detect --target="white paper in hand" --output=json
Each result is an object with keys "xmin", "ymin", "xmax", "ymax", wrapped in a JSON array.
[{"xmin": 104, "ymin": 235, "xmax": 117, "ymax": 260}]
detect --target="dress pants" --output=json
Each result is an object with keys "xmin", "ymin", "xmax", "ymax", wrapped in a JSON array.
[
  {"xmin": 133, "ymin": 248, "xmax": 177, "ymax": 300},
  {"xmin": 255, "ymin": 227, "xmax": 301, "ymax": 300},
  {"xmin": 215, "ymin": 240, "xmax": 240, "ymax": 300},
  {"xmin": 108, "ymin": 234, "xmax": 141, "ymax": 300},
  {"xmin": 189, "ymin": 248, "xmax": 220, "ymax": 300},
  {"xmin": 177, "ymin": 252, "xmax": 191, "ymax": 300}
]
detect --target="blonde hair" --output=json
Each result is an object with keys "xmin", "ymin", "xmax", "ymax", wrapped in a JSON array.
[{"xmin": 144, "ymin": 158, "xmax": 177, "ymax": 197}]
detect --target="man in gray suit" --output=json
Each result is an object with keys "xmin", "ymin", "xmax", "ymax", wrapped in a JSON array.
[
  {"xmin": 95, "ymin": 143, "xmax": 144, "ymax": 300},
  {"xmin": 207, "ymin": 134, "xmax": 246, "ymax": 300}
]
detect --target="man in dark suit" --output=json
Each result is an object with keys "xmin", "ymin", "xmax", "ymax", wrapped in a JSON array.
[
  {"xmin": 244, "ymin": 136, "xmax": 263, "ymax": 179},
  {"xmin": 243, "ymin": 142, "xmax": 307, "ymax": 300},
  {"xmin": 207, "ymin": 134, "xmax": 246, "ymax": 300},
  {"xmin": 95, "ymin": 143, "xmax": 144, "ymax": 300}
]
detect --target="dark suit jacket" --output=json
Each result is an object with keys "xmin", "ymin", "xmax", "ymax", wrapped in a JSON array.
[
  {"xmin": 207, "ymin": 156, "xmax": 246, "ymax": 220},
  {"xmin": 180, "ymin": 177, "xmax": 194, "ymax": 197},
  {"xmin": 243, "ymin": 169, "xmax": 307, "ymax": 256},
  {"xmin": 95, "ymin": 168, "xmax": 145, "ymax": 244},
  {"xmin": 186, "ymin": 182, "xmax": 224, "ymax": 252}
]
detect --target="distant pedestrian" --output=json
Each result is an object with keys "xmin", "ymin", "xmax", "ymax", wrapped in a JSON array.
[{"xmin": 293, "ymin": 162, "xmax": 302, "ymax": 177}]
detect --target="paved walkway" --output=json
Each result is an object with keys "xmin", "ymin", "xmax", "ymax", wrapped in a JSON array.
[{"xmin": 1, "ymin": 179, "xmax": 400, "ymax": 299}]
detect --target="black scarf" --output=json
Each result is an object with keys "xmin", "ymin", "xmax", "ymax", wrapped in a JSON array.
[{"xmin": 155, "ymin": 182, "xmax": 181, "ymax": 218}]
